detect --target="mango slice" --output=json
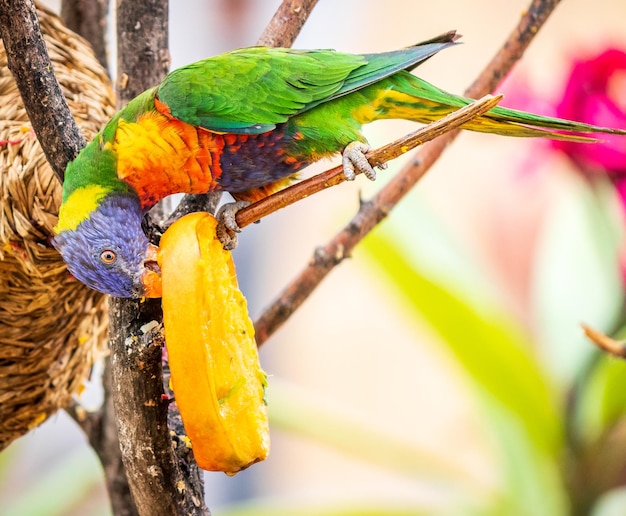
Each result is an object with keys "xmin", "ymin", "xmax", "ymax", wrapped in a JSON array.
[{"xmin": 158, "ymin": 212, "xmax": 269, "ymax": 473}]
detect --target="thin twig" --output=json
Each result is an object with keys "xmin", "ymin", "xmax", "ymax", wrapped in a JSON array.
[
  {"xmin": 581, "ymin": 324, "xmax": 626, "ymax": 359},
  {"xmin": 236, "ymin": 94, "xmax": 503, "ymax": 229},
  {"xmin": 257, "ymin": 0, "xmax": 319, "ymax": 47},
  {"xmin": 61, "ymin": 0, "xmax": 109, "ymax": 70},
  {"xmin": 254, "ymin": 0, "xmax": 563, "ymax": 345}
]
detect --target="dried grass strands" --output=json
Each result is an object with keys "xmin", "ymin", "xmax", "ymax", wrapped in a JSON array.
[{"xmin": 0, "ymin": 4, "xmax": 112, "ymax": 450}]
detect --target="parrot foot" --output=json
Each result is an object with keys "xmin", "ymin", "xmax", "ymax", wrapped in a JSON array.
[
  {"xmin": 216, "ymin": 200, "xmax": 251, "ymax": 250},
  {"xmin": 342, "ymin": 141, "xmax": 386, "ymax": 181}
]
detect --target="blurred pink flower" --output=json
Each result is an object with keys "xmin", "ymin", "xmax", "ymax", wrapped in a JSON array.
[
  {"xmin": 501, "ymin": 48, "xmax": 626, "ymax": 178},
  {"xmin": 500, "ymin": 47, "xmax": 626, "ymax": 285},
  {"xmin": 556, "ymin": 49, "xmax": 626, "ymax": 285},
  {"xmin": 553, "ymin": 48, "xmax": 626, "ymax": 177}
]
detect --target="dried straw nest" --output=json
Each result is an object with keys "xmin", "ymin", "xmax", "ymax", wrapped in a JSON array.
[{"xmin": 0, "ymin": 5, "xmax": 114, "ymax": 450}]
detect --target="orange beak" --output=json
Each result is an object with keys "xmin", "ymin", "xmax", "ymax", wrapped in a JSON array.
[{"xmin": 141, "ymin": 243, "xmax": 162, "ymax": 298}]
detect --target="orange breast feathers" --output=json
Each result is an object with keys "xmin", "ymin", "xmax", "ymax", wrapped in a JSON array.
[{"xmin": 113, "ymin": 110, "xmax": 224, "ymax": 209}]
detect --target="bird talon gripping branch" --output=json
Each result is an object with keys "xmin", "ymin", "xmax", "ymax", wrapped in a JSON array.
[
  {"xmin": 215, "ymin": 200, "xmax": 251, "ymax": 250},
  {"xmin": 342, "ymin": 141, "xmax": 376, "ymax": 181},
  {"xmin": 51, "ymin": 31, "xmax": 626, "ymax": 298}
]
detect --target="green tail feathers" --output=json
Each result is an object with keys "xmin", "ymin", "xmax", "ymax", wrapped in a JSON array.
[{"xmin": 358, "ymin": 72, "xmax": 626, "ymax": 142}]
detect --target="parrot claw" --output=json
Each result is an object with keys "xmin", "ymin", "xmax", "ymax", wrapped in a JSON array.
[
  {"xmin": 342, "ymin": 141, "xmax": 377, "ymax": 181},
  {"xmin": 216, "ymin": 200, "xmax": 251, "ymax": 250}
]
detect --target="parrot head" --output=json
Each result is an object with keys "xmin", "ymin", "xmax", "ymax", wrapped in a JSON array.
[{"xmin": 53, "ymin": 193, "xmax": 162, "ymax": 298}]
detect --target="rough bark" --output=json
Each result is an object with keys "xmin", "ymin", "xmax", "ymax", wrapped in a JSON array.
[
  {"xmin": 68, "ymin": 361, "xmax": 139, "ymax": 516},
  {"xmin": 115, "ymin": 0, "xmax": 170, "ymax": 99},
  {"xmin": 107, "ymin": 1, "xmax": 210, "ymax": 514},
  {"xmin": 257, "ymin": 0, "xmax": 319, "ymax": 47},
  {"xmin": 109, "ymin": 298, "xmax": 208, "ymax": 515},
  {"xmin": 61, "ymin": 0, "xmax": 109, "ymax": 69},
  {"xmin": 107, "ymin": 1, "xmax": 319, "ymax": 514}
]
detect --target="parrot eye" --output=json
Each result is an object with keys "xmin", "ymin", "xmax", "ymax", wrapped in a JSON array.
[{"xmin": 100, "ymin": 249, "xmax": 118, "ymax": 265}]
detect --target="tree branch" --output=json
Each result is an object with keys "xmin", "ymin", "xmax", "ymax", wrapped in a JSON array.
[
  {"xmin": 66, "ymin": 360, "xmax": 139, "ymax": 516},
  {"xmin": 581, "ymin": 324, "xmax": 626, "ymax": 359},
  {"xmin": 108, "ymin": 1, "xmax": 319, "ymax": 514},
  {"xmin": 115, "ymin": 0, "xmax": 170, "ymax": 101},
  {"xmin": 109, "ymin": 299, "xmax": 208, "ymax": 515},
  {"xmin": 235, "ymin": 94, "xmax": 503, "ymax": 229},
  {"xmin": 0, "ymin": 0, "xmax": 87, "ymax": 180},
  {"xmin": 253, "ymin": 0, "xmax": 563, "ymax": 345},
  {"xmin": 257, "ymin": 0, "xmax": 319, "ymax": 47},
  {"xmin": 61, "ymin": 0, "xmax": 109, "ymax": 70},
  {"xmin": 107, "ymin": 1, "xmax": 212, "ymax": 515}
]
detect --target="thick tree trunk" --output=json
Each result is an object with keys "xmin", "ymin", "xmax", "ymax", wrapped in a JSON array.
[
  {"xmin": 108, "ymin": 1, "xmax": 210, "ymax": 514},
  {"xmin": 107, "ymin": 1, "xmax": 320, "ymax": 514},
  {"xmin": 61, "ymin": 0, "xmax": 109, "ymax": 69}
]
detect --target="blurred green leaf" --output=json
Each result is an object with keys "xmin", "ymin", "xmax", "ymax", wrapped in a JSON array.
[
  {"xmin": 370, "ymin": 192, "xmax": 497, "ymax": 308},
  {"xmin": 480, "ymin": 398, "xmax": 568, "ymax": 516},
  {"xmin": 360, "ymin": 222, "xmax": 569, "ymax": 514},
  {"xmin": 361, "ymin": 228, "xmax": 561, "ymax": 455}
]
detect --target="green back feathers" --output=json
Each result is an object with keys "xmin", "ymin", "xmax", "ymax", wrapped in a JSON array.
[
  {"xmin": 322, "ymin": 31, "xmax": 460, "ymax": 105},
  {"xmin": 156, "ymin": 33, "xmax": 459, "ymax": 134},
  {"xmin": 158, "ymin": 48, "xmax": 363, "ymax": 133},
  {"xmin": 158, "ymin": 48, "xmax": 364, "ymax": 133},
  {"xmin": 60, "ymin": 32, "xmax": 460, "ymax": 211},
  {"xmin": 57, "ymin": 33, "xmax": 460, "ymax": 234}
]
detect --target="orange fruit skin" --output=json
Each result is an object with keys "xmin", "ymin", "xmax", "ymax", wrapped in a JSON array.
[{"xmin": 158, "ymin": 212, "xmax": 269, "ymax": 473}]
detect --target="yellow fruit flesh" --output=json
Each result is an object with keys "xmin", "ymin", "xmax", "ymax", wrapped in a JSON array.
[{"xmin": 158, "ymin": 212, "xmax": 269, "ymax": 473}]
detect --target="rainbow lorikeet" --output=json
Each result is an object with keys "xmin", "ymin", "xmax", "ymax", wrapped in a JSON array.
[{"xmin": 53, "ymin": 32, "xmax": 626, "ymax": 298}]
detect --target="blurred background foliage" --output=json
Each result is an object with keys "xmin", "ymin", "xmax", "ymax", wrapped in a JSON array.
[{"xmin": 2, "ymin": 0, "xmax": 626, "ymax": 515}]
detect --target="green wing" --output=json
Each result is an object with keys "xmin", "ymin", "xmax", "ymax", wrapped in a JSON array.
[{"xmin": 156, "ymin": 33, "xmax": 459, "ymax": 134}]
